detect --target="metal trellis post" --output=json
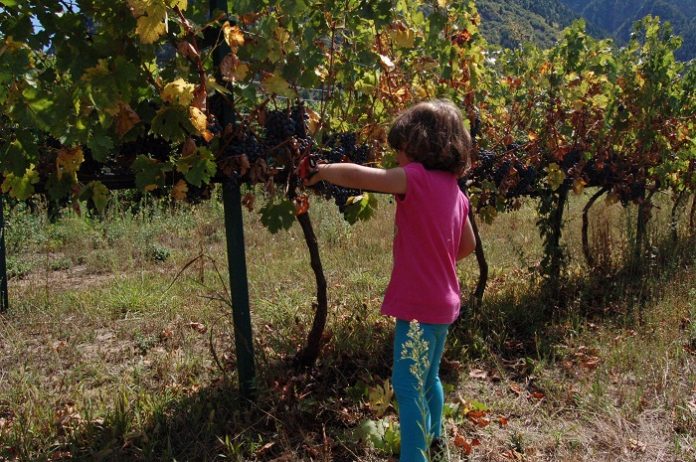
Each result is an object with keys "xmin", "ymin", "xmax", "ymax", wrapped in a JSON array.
[{"xmin": 210, "ymin": 0, "xmax": 256, "ymax": 400}]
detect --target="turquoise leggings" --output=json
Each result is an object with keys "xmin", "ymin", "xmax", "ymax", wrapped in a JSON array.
[{"xmin": 392, "ymin": 319, "xmax": 449, "ymax": 462}]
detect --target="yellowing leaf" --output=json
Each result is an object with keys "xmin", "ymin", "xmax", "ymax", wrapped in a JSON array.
[
  {"xmin": 260, "ymin": 73, "xmax": 296, "ymax": 98},
  {"xmin": 82, "ymin": 59, "xmax": 109, "ymax": 81},
  {"xmin": 222, "ymin": 22, "xmax": 244, "ymax": 48},
  {"xmin": 546, "ymin": 163, "xmax": 566, "ymax": 191},
  {"xmin": 572, "ymin": 178, "xmax": 586, "ymax": 195},
  {"xmin": 390, "ymin": 27, "xmax": 415, "ymax": 48},
  {"xmin": 233, "ymin": 62, "xmax": 249, "ymax": 81},
  {"xmin": 88, "ymin": 181, "xmax": 110, "ymax": 212},
  {"xmin": 133, "ymin": 2, "xmax": 168, "ymax": 44},
  {"xmin": 305, "ymin": 107, "xmax": 320, "ymax": 136},
  {"xmin": 437, "ymin": 0, "xmax": 449, "ymax": 6},
  {"xmin": 56, "ymin": 147, "xmax": 84, "ymax": 180},
  {"xmin": 171, "ymin": 179, "xmax": 188, "ymax": 201},
  {"xmin": 168, "ymin": 0, "xmax": 187, "ymax": 9},
  {"xmin": 220, "ymin": 53, "xmax": 249, "ymax": 82},
  {"xmin": 189, "ymin": 106, "xmax": 207, "ymax": 134},
  {"xmin": 1, "ymin": 165, "xmax": 39, "ymax": 200},
  {"xmin": 161, "ymin": 78, "xmax": 195, "ymax": 106}
]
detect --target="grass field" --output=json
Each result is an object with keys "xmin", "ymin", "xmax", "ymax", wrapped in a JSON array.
[{"xmin": 1, "ymin": 189, "xmax": 695, "ymax": 461}]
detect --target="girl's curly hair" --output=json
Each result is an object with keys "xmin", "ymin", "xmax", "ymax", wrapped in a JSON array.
[{"xmin": 387, "ymin": 99, "xmax": 472, "ymax": 176}]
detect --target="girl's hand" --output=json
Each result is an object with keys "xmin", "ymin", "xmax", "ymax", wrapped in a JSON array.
[
  {"xmin": 297, "ymin": 155, "xmax": 322, "ymax": 186},
  {"xmin": 304, "ymin": 165, "xmax": 323, "ymax": 186}
]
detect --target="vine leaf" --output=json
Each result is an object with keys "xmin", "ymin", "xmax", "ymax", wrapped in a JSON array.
[
  {"xmin": 171, "ymin": 179, "xmax": 188, "ymax": 201},
  {"xmin": 129, "ymin": 0, "xmax": 168, "ymax": 44},
  {"xmin": 80, "ymin": 181, "xmax": 110, "ymax": 212},
  {"xmin": 176, "ymin": 147, "xmax": 216, "ymax": 187},
  {"xmin": 260, "ymin": 200, "xmax": 295, "ymax": 233},
  {"xmin": 343, "ymin": 192, "xmax": 378, "ymax": 224},
  {"xmin": 1, "ymin": 165, "xmax": 39, "ymax": 200},
  {"xmin": 56, "ymin": 147, "xmax": 84, "ymax": 181},
  {"xmin": 87, "ymin": 130, "xmax": 114, "ymax": 163},
  {"xmin": 188, "ymin": 106, "xmax": 208, "ymax": 135},
  {"xmin": 546, "ymin": 163, "xmax": 566, "ymax": 191},
  {"xmin": 161, "ymin": 78, "xmax": 195, "ymax": 106},
  {"xmin": 113, "ymin": 102, "xmax": 141, "ymax": 138},
  {"xmin": 132, "ymin": 155, "xmax": 171, "ymax": 191},
  {"xmin": 261, "ymin": 73, "xmax": 297, "ymax": 98},
  {"xmin": 2, "ymin": 140, "xmax": 31, "ymax": 175},
  {"xmin": 222, "ymin": 22, "xmax": 245, "ymax": 48},
  {"xmin": 151, "ymin": 106, "xmax": 192, "ymax": 142}
]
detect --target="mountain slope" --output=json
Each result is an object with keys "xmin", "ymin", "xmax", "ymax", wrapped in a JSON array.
[
  {"xmin": 476, "ymin": 0, "xmax": 580, "ymax": 49},
  {"xmin": 559, "ymin": 0, "xmax": 696, "ymax": 60},
  {"xmin": 475, "ymin": 0, "xmax": 696, "ymax": 60}
]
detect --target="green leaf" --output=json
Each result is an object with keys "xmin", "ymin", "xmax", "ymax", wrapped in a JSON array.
[
  {"xmin": 45, "ymin": 173, "xmax": 74, "ymax": 200},
  {"xmin": 150, "ymin": 106, "xmax": 194, "ymax": 142},
  {"xmin": 2, "ymin": 140, "xmax": 31, "ymax": 175},
  {"xmin": 1, "ymin": 165, "xmax": 39, "ymax": 200},
  {"xmin": 343, "ymin": 192, "xmax": 378, "ymax": 224},
  {"xmin": 260, "ymin": 73, "xmax": 297, "ymax": 98},
  {"xmin": 259, "ymin": 200, "xmax": 295, "ymax": 233},
  {"xmin": 87, "ymin": 130, "xmax": 115, "ymax": 162},
  {"xmin": 175, "ymin": 148, "xmax": 217, "ymax": 187},
  {"xmin": 132, "ymin": 155, "xmax": 171, "ymax": 192},
  {"xmin": 80, "ymin": 181, "xmax": 110, "ymax": 213}
]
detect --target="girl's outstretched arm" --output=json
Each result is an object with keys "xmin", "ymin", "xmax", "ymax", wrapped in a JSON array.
[{"xmin": 305, "ymin": 163, "xmax": 407, "ymax": 195}]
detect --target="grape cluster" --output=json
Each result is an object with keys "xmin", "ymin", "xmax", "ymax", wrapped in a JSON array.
[
  {"xmin": 264, "ymin": 109, "xmax": 298, "ymax": 146},
  {"xmin": 291, "ymin": 104, "xmax": 307, "ymax": 139},
  {"xmin": 224, "ymin": 130, "xmax": 263, "ymax": 163},
  {"xmin": 321, "ymin": 184, "xmax": 362, "ymax": 212},
  {"xmin": 468, "ymin": 148, "xmax": 539, "ymax": 200}
]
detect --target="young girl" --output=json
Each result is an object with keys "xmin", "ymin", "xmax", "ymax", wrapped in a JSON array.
[{"xmin": 304, "ymin": 99, "xmax": 476, "ymax": 461}]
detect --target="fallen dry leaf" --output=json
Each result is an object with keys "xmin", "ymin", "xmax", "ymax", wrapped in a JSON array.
[
  {"xmin": 531, "ymin": 391, "xmax": 545, "ymax": 400},
  {"xmin": 52, "ymin": 340, "xmax": 68, "ymax": 352},
  {"xmin": 628, "ymin": 438, "xmax": 646, "ymax": 453},
  {"xmin": 453, "ymin": 434, "xmax": 472, "ymax": 455},
  {"xmin": 188, "ymin": 322, "xmax": 207, "ymax": 334},
  {"xmin": 469, "ymin": 368, "xmax": 488, "ymax": 380},
  {"xmin": 509, "ymin": 383, "xmax": 523, "ymax": 396}
]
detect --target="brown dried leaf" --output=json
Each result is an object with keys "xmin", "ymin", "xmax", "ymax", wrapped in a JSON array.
[
  {"xmin": 114, "ymin": 102, "xmax": 141, "ymax": 137},
  {"xmin": 242, "ymin": 192, "xmax": 255, "ymax": 212},
  {"xmin": 171, "ymin": 179, "xmax": 188, "ymax": 201},
  {"xmin": 453, "ymin": 434, "xmax": 472, "ymax": 455},
  {"xmin": 628, "ymin": 438, "xmax": 646, "ymax": 453},
  {"xmin": 188, "ymin": 322, "xmax": 207, "ymax": 334},
  {"xmin": 177, "ymin": 41, "xmax": 199, "ymax": 60},
  {"xmin": 469, "ymin": 368, "xmax": 488, "ymax": 380}
]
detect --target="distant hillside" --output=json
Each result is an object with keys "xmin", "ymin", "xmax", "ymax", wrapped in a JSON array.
[
  {"xmin": 559, "ymin": 0, "xmax": 696, "ymax": 60},
  {"xmin": 475, "ymin": 0, "xmax": 695, "ymax": 60},
  {"xmin": 476, "ymin": 0, "xmax": 578, "ymax": 49}
]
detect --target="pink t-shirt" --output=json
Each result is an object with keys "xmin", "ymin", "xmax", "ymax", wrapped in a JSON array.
[{"xmin": 381, "ymin": 162, "xmax": 469, "ymax": 325}]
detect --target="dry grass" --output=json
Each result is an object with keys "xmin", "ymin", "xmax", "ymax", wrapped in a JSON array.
[{"xmin": 1, "ymin": 189, "xmax": 695, "ymax": 461}]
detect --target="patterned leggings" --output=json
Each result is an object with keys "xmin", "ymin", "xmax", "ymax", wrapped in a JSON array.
[{"xmin": 392, "ymin": 319, "xmax": 450, "ymax": 462}]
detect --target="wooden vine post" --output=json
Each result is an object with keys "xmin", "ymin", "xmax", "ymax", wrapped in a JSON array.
[
  {"xmin": 210, "ymin": 0, "xmax": 256, "ymax": 400},
  {"xmin": 0, "ymin": 195, "xmax": 7, "ymax": 312}
]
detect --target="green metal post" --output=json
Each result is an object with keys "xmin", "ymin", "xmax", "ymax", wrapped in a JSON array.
[
  {"xmin": 210, "ymin": 0, "xmax": 256, "ymax": 399},
  {"xmin": 222, "ymin": 180, "xmax": 256, "ymax": 398},
  {"xmin": 0, "ymin": 195, "xmax": 8, "ymax": 312}
]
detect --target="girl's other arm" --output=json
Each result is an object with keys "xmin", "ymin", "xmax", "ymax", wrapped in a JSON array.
[
  {"xmin": 305, "ymin": 163, "xmax": 407, "ymax": 195},
  {"xmin": 457, "ymin": 217, "xmax": 476, "ymax": 260}
]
